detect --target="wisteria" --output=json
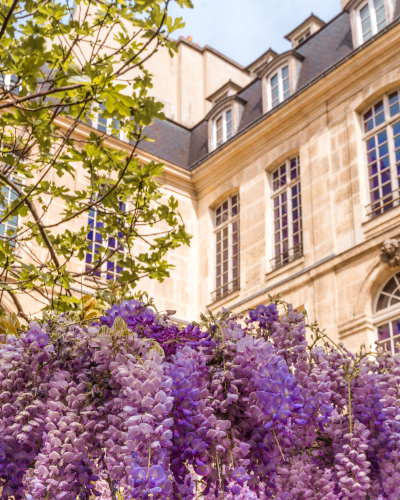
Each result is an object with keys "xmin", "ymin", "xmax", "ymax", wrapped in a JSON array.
[{"xmin": 1, "ymin": 297, "xmax": 400, "ymax": 500}]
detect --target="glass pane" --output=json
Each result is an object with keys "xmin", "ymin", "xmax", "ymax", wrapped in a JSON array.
[
  {"xmin": 392, "ymin": 319, "xmax": 400, "ymax": 337},
  {"xmin": 360, "ymin": 3, "xmax": 370, "ymax": 19},
  {"xmin": 282, "ymin": 66, "xmax": 289, "ymax": 79},
  {"xmin": 378, "ymin": 323, "xmax": 390, "ymax": 341}
]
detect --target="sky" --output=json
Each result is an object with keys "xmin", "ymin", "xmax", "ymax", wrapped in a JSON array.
[{"xmin": 168, "ymin": 0, "xmax": 342, "ymax": 67}]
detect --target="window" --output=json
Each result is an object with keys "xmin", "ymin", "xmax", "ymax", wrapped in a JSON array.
[
  {"xmin": 297, "ymin": 31, "xmax": 311, "ymax": 44},
  {"xmin": 363, "ymin": 90, "xmax": 400, "ymax": 219},
  {"xmin": 212, "ymin": 195, "xmax": 240, "ymax": 302},
  {"xmin": 0, "ymin": 184, "xmax": 18, "ymax": 246},
  {"xmin": 375, "ymin": 273, "xmax": 400, "ymax": 353},
  {"xmin": 95, "ymin": 103, "xmax": 122, "ymax": 138},
  {"xmin": 358, "ymin": 0, "xmax": 387, "ymax": 43},
  {"xmin": 270, "ymin": 66, "xmax": 290, "ymax": 109},
  {"xmin": 271, "ymin": 157, "xmax": 302, "ymax": 270},
  {"xmin": 213, "ymin": 109, "xmax": 232, "ymax": 148},
  {"xmin": 0, "ymin": 74, "xmax": 20, "ymax": 95},
  {"xmin": 86, "ymin": 208, "xmax": 125, "ymax": 280}
]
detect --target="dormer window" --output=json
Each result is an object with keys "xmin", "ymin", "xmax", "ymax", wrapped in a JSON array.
[
  {"xmin": 206, "ymin": 93, "xmax": 247, "ymax": 151},
  {"xmin": 346, "ymin": 0, "xmax": 394, "ymax": 47},
  {"xmin": 270, "ymin": 66, "xmax": 290, "ymax": 109},
  {"xmin": 284, "ymin": 14, "xmax": 326, "ymax": 49},
  {"xmin": 214, "ymin": 109, "xmax": 232, "ymax": 148},
  {"xmin": 358, "ymin": 0, "xmax": 387, "ymax": 42}
]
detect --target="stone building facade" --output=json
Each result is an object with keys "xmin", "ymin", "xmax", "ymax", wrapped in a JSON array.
[
  {"xmin": 5, "ymin": 0, "xmax": 400, "ymax": 353},
  {"xmin": 133, "ymin": 0, "xmax": 400, "ymax": 353}
]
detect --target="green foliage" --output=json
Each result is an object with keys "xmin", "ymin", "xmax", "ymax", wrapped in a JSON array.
[{"xmin": 0, "ymin": 0, "xmax": 193, "ymax": 318}]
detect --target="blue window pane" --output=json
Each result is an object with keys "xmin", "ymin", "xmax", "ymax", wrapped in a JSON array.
[
  {"xmin": 381, "ymin": 170, "xmax": 391, "ymax": 183},
  {"xmin": 382, "ymin": 183, "xmax": 392, "ymax": 195},
  {"xmin": 391, "ymin": 103, "xmax": 400, "ymax": 117},
  {"xmin": 368, "ymin": 150, "xmax": 377, "ymax": 163},
  {"xmin": 367, "ymin": 137, "xmax": 376, "ymax": 150},
  {"xmin": 377, "ymin": 130, "xmax": 387, "ymax": 144},
  {"xmin": 369, "ymin": 163, "xmax": 378, "ymax": 176},
  {"xmin": 375, "ymin": 112, "xmax": 385, "ymax": 127},
  {"xmin": 380, "ymin": 157, "xmax": 390, "ymax": 170},
  {"xmin": 379, "ymin": 143, "xmax": 389, "ymax": 157},
  {"xmin": 393, "ymin": 122, "xmax": 400, "ymax": 136}
]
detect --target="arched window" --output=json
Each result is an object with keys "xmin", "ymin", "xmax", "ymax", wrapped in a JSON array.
[{"xmin": 375, "ymin": 273, "xmax": 400, "ymax": 352}]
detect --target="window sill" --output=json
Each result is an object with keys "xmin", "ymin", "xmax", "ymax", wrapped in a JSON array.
[
  {"xmin": 362, "ymin": 204, "xmax": 400, "ymax": 240},
  {"xmin": 266, "ymin": 255, "xmax": 305, "ymax": 282},
  {"xmin": 206, "ymin": 289, "xmax": 240, "ymax": 309}
]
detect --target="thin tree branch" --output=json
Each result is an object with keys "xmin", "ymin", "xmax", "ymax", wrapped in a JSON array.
[{"xmin": 0, "ymin": 0, "xmax": 19, "ymax": 44}]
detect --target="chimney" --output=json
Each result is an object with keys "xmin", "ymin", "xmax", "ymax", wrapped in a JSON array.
[
  {"xmin": 341, "ymin": 0, "xmax": 351, "ymax": 9},
  {"xmin": 187, "ymin": 36, "xmax": 193, "ymax": 42}
]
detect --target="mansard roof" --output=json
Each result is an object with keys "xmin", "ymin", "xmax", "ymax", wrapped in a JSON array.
[{"xmin": 137, "ymin": 2, "xmax": 400, "ymax": 171}]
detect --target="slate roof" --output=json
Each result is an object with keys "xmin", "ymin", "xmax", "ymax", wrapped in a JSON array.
[{"xmin": 136, "ymin": 5, "xmax": 400, "ymax": 171}]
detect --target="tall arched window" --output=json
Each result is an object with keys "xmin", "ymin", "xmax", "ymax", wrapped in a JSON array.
[
  {"xmin": 375, "ymin": 273, "xmax": 400, "ymax": 352},
  {"xmin": 363, "ymin": 88, "xmax": 400, "ymax": 220}
]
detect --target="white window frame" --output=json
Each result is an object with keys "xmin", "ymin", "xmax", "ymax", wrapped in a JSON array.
[
  {"xmin": 213, "ymin": 109, "xmax": 233, "ymax": 150},
  {"xmin": 212, "ymin": 194, "xmax": 240, "ymax": 302},
  {"xmin": 296, "ymin": 30, "xmax": 311, "ymax": 45},
  {"xmin": 86, "ymin": 204, "xmax": 128, "ymax": 282},
  {"xmin": 374, "ymin": 273, "xmax": 400, "ymax": 353},
  {"xmin": 0, "ymin": 180, "xmax": 20, "ymax": 248},
  {"xmin": 0, "ymin": 74, "xmax": 21, "ymax": 94},
  {"xmin": 362, "ymin": 88, "xmax": 400, "ymax": 220},
  {"xmin": 270, "ymin": 157, "xmax": 302, "ymax": 270},
  {"xmin": 356, "ymin": 0, "xmax": 390, "ymax": 44},
  {"xmin": 94, "ymin": 103, "xmax": 125, "ymax": 141},
  {"xmin": 267, "ymin": 65, "xmax": 290, "ymax": 110}
]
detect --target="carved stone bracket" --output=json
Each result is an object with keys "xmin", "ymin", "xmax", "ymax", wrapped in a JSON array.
[{"xmin": 380, "ymin": 238, "xmax": 400, "ymax": 268}]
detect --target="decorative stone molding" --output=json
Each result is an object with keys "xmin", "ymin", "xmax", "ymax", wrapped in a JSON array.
[{"xmin": 380, "ymin": 238, "xmax": 400, "ymax": 268}]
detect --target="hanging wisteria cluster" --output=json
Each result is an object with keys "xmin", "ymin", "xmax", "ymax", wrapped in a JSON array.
[{"xmin": 1, "ymin": 297, "xmax": 400, "ymax": 500}]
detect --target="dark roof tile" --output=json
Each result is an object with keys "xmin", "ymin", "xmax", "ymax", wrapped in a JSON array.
[
  {"xmin": 189, "ymin": 121, "xmax": 209, "ymax": 166},
  {"xmin": 137, "ymin": 10, "xmax": 399, "ymax": 170},
  {"xmin": 238, "ymin": 80, "xmax": 263, "ymax": 131},
  {"xmin": 296, "ymin": 12, "xmax": 353, "ymax": 89},
  {"xmin": 137, "ymin": 119, "xmax": 190, "ymax": 169}
]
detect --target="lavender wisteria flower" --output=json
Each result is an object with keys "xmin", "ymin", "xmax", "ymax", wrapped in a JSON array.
[{"xmin": 0, "ymin": 297, "xmax": 400, "ymax": 499}]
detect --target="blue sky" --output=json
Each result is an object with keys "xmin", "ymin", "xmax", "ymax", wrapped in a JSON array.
[{"xmin": 168, "ymin": 0, "xmax": 341, "ymax": 67}]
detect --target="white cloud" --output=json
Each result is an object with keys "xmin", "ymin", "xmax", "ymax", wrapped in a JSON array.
[{"xmin": 168, "ymin": 0, "xmax": 341, "ymax": 66}]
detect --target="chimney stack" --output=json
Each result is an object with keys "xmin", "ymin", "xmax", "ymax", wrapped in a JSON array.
[{"xmin": 187, "ymin": 36, "xmax": 193, "ymax": 42}]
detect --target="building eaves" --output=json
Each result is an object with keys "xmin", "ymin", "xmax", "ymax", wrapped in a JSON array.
[{"xmin": 188, "ymin": 16, "xmax": 400, "ymax": 171}]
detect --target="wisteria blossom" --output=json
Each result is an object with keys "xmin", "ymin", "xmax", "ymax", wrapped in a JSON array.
[{"xmin": 0, "ymin": 298, "xmax": 399, "ymax": 499}]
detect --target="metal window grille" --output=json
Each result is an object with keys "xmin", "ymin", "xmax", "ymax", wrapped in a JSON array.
[
  {"xmin": 212, "ymin": 194, "xmax": 240, "ymax": 302},
  {"xmin": 271, "ymin": 157, "xmax": 303, "ymax": 270}
]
